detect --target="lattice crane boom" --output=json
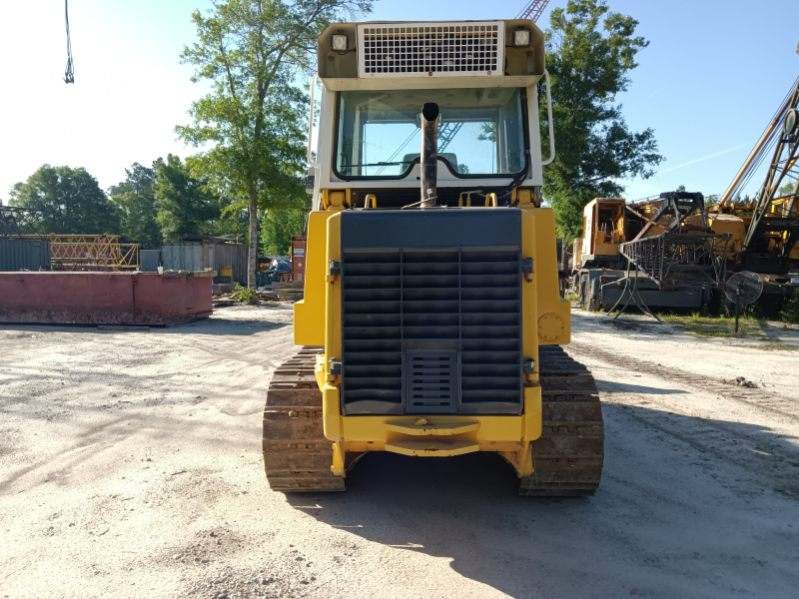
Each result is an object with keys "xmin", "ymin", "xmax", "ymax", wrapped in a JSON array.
[
  {"xmin": 517, "ymin": 0, "xmax": 550, "ymax": 21},
  {"xmin": 742, "ymin": 80, "xmax": 799, "ymax": 253}
]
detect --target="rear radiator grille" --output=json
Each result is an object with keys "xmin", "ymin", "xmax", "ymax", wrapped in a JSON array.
[
  {"xmin": 341, "ymin": 249, "xmax": 522, "ymax": 414},
  {"xmin": 357, "ymin": 22, "xmax": 504, "ymax": 78}
]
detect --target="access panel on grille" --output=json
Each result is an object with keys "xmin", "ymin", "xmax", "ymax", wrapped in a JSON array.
[
  {"xmin": 340, "ymin": 209, "xmax": 523, "ymax": 416},
  {"xmin": 404, "ymin": 349, "xmax": 460, "ymax": 413},
  {"xmin": 358, "ymin": 22, "xmax": 504, "ymax": 78}
]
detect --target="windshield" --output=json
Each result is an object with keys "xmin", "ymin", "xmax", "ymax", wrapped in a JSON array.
[{"xmin": 335, "ymin": 88, "xmax": 527, "ymax": 179}]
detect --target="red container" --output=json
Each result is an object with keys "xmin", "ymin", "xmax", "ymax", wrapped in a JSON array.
[{"xmin": 0, "ymin": 271, "xmax": 212, "ymax": 325}]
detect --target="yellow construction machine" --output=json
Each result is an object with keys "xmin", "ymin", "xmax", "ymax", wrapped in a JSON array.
[
  {"xmin": 262, "ymin": 19, "xmax": 603, "ymax": 496},
  {"xmin": 572, "ymin": 192, "xmax": 727, "ymax": 312},
  {"xmin": 572, "ymin": 198, "xmax": 626, "ymax": 271}
]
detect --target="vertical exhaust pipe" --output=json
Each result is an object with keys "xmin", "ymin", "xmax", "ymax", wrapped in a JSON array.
[{"xmin": 420, "ymin": 102, "xmax": 439, "ymax": 209}]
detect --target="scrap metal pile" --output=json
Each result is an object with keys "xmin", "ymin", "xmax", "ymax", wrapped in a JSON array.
[{"xmin": 620, "ymin": 192, "xmax": 729, "ymax": 291}]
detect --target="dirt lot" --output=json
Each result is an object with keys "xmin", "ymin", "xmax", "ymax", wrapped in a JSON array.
[{"xmin": 1, "ymin": 305, "xmax": 798, "ymax": 598}]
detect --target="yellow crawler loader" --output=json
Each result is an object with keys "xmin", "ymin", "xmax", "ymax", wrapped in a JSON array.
[{"xmin": 263, "ymin": 19, "xmax": 604, "ymax": 496}]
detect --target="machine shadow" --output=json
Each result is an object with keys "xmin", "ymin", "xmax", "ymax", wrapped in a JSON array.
[
  {"xmin": 571, "ymin": 310, "xmax": 674, "ymax": 337},
  {"xmin": 287, "ymin": 403, "xmax": 799, "ymax": 598},
  {"xmin": 595, "ymin": 379, "xmax": 688, "ymax": 395},
  {"xmin": 156, "ymin": 316, "xmax": 287, "ymax": 336},
  {"xmin": 0, "ymin": 313, "xmax": 287, "ymax": 337}
]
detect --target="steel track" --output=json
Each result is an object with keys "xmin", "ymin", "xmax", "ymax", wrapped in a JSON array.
[{"xmin": 263, "ymin": 346, "xmax": 604, "ymax": 496}]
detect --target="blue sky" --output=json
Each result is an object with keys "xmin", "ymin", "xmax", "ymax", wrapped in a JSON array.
[{"xmin": 0, "ymin": 0, "xmax": 797, "ymax": 201}]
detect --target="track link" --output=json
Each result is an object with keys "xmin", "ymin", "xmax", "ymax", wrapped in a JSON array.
[
  {"xmin": 263, "ymin": 347, "xmax": 345, "ymax": 493},
  {"xmin": 263, "ymin": 346, "xmax": 602, "ymax": 495},
  {"xmin": 519, "ymin": 346, "xmax": 604, "ymax": 496}
]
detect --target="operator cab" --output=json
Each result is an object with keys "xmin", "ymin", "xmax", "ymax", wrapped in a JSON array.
[
  {"xmin": 311, "ymin": 20, "xmax": 552, "ymax": 209},
  {"xmin": 333, "ymin": 87, "xmax": 529, "ymax": 203}
]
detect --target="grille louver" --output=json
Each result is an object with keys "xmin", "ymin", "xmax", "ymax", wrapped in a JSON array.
[
  {"xmin": 358, "ymin": 22, "xmax": 504, "ymax": 78},
  {"xmin": 341, "ymin": 247, "xmax": 522, "ymax": 415}
]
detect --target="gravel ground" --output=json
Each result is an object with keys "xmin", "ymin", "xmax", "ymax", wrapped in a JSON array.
[{"xmin": 1, "ymin": 305, "xmax": 798, "ymax": 598}]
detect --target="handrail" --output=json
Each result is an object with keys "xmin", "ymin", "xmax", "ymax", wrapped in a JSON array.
[{"xmin": 541, "ymin": 69, "xmax": 556, "ymax": 166}]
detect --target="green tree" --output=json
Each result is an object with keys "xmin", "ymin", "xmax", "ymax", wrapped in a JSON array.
[
  {"xmin": 182, "ymin": 155, "xmax": 249, "ymax": 241},
  {"xmin": 9, "ymin": 165, "xmax": 120, "ymax": 234},
  {"xmin": 153, "ymin": 155, "xmax": 220, "ymax": 242},
  {"xmin": 109, "ymin": 163, "xmax": 162, "ymax": 248},
  {"xmin": 178, "ymin": 0, "xmax": 371, "ymax": 288},
  {"xmin": 544, "ymin": 0, "xmax": 663, "ymax": 240},
  {"xmin": 261, "ymin": 202, "xmax": 308, "ymax": 256},
  {"xmin": 778, "ymin": 180, "xmax": 797, "ymax": 196}
]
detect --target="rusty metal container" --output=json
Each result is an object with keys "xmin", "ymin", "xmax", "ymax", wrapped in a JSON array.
[{"xmin": 0, "ymin": 271, "xmax": 212, "ymax": 325}]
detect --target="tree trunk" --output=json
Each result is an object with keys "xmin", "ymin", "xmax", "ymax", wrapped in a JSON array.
[{"xmin": 247, "ymin": 195, "xmax": 258, "ymax": 289}]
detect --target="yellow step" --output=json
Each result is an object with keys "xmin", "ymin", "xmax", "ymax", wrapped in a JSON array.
[
  {"xmin": 385, "ymin": 436, "xmax": 480, "ymax": 458},
  {"xmin": 385, "ymin": 418, "xmax": 480, "ymax": 437}
]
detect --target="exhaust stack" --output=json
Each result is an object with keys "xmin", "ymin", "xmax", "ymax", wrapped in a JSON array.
[{"xmin": 420, "ymin": 102, "xmax": 439, "ymax": 209}]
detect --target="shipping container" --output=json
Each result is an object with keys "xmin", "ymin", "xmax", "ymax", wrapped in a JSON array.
[
  {"xmin": 160, "ymin": 240, "xmax": 247, "ymax": 284},
  {"xmin": 0, "ymin": 237, "xmax": 50, "ymax": 271},
  {"xmin": 140, "ymin": 249, "xmax": 161, "ymax": 272}
]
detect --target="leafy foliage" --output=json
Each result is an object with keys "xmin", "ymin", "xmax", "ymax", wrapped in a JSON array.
[
  {"xmin": 781, "ymin": 291, "xmax": 799, "ymax": 324},
  {"xmin": 261, "ymin": 203, "xmax": 308, "ymax": 256},
  {"xmin": 778, "ymin": 181, "xmax": 797, "ymax": 196},
  {"xmin": 109, "ymin": 163, "xmax": 162, "ymax": 248},
  {"xmin": 9, "ymin": 165, "xmax": 120, "ymax": 234},
  {"xmin": 544, "ymin": 0, "xmax": 663, "ymax": 239},
  {"xmin": 153, "ymin": 155, "xmax": 220, "ymax": 242},
  {"xmin": 231, "ymin": 283, "xmax": 259, "ymax": 304},
  {"xmin": 178, "ymin": 0, "xmax": 371, "ymax": 287}
]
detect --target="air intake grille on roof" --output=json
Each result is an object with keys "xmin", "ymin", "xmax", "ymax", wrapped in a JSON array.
[{"xmin": 358, "ymin": 22, "xmax": 505, "ymax": 78}]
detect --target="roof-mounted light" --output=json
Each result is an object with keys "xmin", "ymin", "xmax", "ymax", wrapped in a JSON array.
[
  {"xmin": 331, "ymin": 34, "xmax": 348, "ymax": 52},
  {"xmin": 513, "ymin": 28, "xmax": 531, "ymax": 47}
]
